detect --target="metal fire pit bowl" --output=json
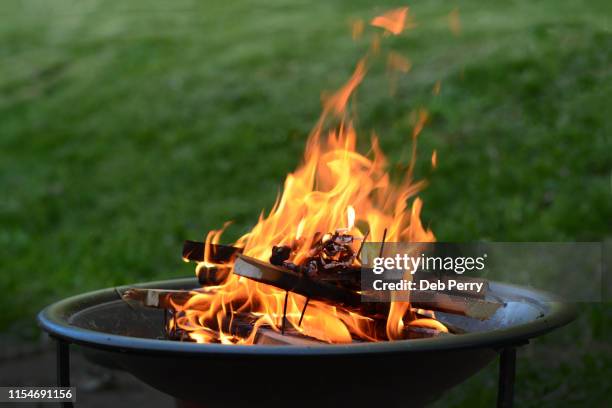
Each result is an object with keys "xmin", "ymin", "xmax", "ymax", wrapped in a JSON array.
[{"xmin": 38, "ymin": 278, "xmax": 576, "ymax": 408}]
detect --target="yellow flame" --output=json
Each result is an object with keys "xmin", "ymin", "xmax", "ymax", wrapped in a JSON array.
[
  {"xmin": 432, "ymin": 80, "xmax": 441, "ymax": 95},
  {"xmin": 295, "ymin": 219, "xmax": 306, "ymax": 240},
  {"xmin": 347, "ymin": 205, "xmax": 356, "ymax": 230}
]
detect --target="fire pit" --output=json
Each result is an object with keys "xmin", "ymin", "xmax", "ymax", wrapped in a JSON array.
[
  {"xmin": 38, "ymin": 277, "xmax": 575, "ymax": 408},
  {"xmin": 37, "ymin": 8, "xmax": 578, "ymax": 407}
]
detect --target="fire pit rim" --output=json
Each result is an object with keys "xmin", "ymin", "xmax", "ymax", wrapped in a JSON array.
[{"xmin": 37, "ymin": 277, "xmax": 576, "ymax": 356}]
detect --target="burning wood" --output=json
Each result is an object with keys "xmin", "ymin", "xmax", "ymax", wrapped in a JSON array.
[
  {"xmin": 255, "ymin": 328, "xmax": 324, "ymax": 346},
  {"xmin": 122, "ymin": 288, "xmax": 327, "ymax": 344},
  {"xmin": 270, "ymin": 230, "xmax": 361, "ymax": 278},
  {"xmin": 123, "ymin": 280, "xmax": 500, "ymax": 321},
  {"xmin": 195, "ymin": 264, "xmax": 232, "ymax": 286},
  {"xmin": 411, "ymin": 291, "xmax": 501, "ymax": 320},
  {"xmin": 182, "ymin": 240, "xmax": 242, "ymax": 263},
  {"xmin": 181, "ymin": 240, "xmax": 241, "ymax": 285},
  {"xmin": 125, "ymin": 230, "xmax": 500, "ymax": 345},
  {"xmin": 234, "ymin": 255, "xmax": 361, "ymax": 306},
  {"xmin": 122, "ymin": 288, "xmax": 199, "ymax": 309},
  {"xmin": 235, "ymin": 249, "xmax": 501, "ymax": 320}
]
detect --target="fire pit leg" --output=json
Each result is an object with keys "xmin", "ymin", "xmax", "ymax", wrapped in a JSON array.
[
  {"xmin": 497, "ymin": 347, "xmax": 516, "ymax": 408},
  {"xmin": 281, "ymin": 290, "xmax": 289, "ymax": 335},
  {"xmin": 56, "ymin": 338, "xmax": 74, "ymax": 408}
]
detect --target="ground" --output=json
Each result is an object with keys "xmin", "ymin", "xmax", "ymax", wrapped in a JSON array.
[
  {"xmin": 0, "ymin": 0, "xmax": 610, "ymax": 406},
  {"xmin": 0, "ymin": 338, "xmax": 173, "ymax": 407}
]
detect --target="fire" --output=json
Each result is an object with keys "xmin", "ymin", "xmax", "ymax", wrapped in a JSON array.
[
  {"xmin": 447, "ymin": 8, "xmax": 461, "ymax": 37},
  {"xmin": 370, "ymin": 7, "xmax": 414, "ymax": 35},
  {"xmin": 175, "ymin": 8, "xmax": 439, "ymax": 344}
]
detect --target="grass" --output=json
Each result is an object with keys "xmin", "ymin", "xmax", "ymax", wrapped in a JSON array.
[{"xmin": 0, "ymin": 0, "xmax": 610, "ymax": 406}]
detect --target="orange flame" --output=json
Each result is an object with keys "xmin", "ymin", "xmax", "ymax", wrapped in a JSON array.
[
  {"xmin": 432, "ymin": 80, "xmax": 441, "ymax": 96},
  {"xmin": 351, "ymin": 19, "xmax": 365, "ymax": 40},
  {"xmin": 447, "ymin": 8, "xmax": 461, "ymax": 37},
  {"xmin": 370, "ymin": 7, "xmax": 414, "ymax": 36},
  {"xmin": 387, "ymin": 52, "xmax": 412, "ymax": 73},
  {"xmin": 176, "ymin": 8, "xmax": 438, "ymax": 344},
  {"xmin": 387, "ymin": 51, "xmax": 412, "ymax": 95}
]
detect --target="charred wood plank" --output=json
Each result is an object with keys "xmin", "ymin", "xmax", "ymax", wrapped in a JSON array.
[
  {"xmin": 122, "ymin": 288, "xmax": 200, "ymax": 309},
  {"xmin": 234, "ymin": 255, "xmax": 362, "ymax": 306},
  {"xmin": 196, "ymin": 264, "xmax": 232, "ymax": 286},
  {"xmin": 122, "ymin": 280, "xmax": 501, "ymax": 321},
  {"xmin": 182, "ymin": 240, "xmax": 242, "ymax": 263},
  {"xmin": 235, "ymin": 255, "xmax": 502, "ymax": 319},
  {"xmin": 404, "ymin": 325, "xmax": 452, "ymax": 339}
]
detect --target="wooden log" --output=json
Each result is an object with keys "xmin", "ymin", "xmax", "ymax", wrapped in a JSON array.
[
  {"xmin": 122, "ymin": 282, "xmax": 502, "ymax": 320},
  {"xmin": 196, "ymin": 264, "xmax": 232, "ymax": 286},
  {"xmin": 122, "ymin": 288, "xmax": 201, "ymax": 309},
  {"xmin": 411, "ymin": 291, "xmax": 502, "ymax": 320},
  {"xmin": 255, "ymin": 328, "xmax": 323, "ymax": 346},
  {"xmin": 404, "ymin": 325, "xmax": 452, "ymax": 339},
  {"xmin": 234, "ymin": 255, "xmax": 362, "ymax": 306},
  {"xmin": 182, "ymin": 240, "xmax": 242, "ymax": 263},
  {"xmin": 122, "ymin": 291, "xmax": 323, "ymax": 344},
  {"xmin": 235, "ymin": 255, "xmax": 502, "ymax": 319}
]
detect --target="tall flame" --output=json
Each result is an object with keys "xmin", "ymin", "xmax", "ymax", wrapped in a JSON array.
[{"xmin": 176, "ymin": 8, "xmax": 437, "ymax": 344}]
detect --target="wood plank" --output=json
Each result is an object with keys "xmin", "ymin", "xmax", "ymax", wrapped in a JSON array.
[
  {"xmin": 196, "ymin": 264, "xmax": 232, "ymax": 285},
  {"xmin": 122, "ymin": 284, "xmax": 502, "ymax": 320},
  {"xmin": 411, "ymin": 291, "xmax": 502, "ymax": 320},
  {"xmin": 234, "ymin": 254, "xmax": 362, "ymax": 306},
  {"xmin": 182, "ymin": 240, "xmax": 242, "ymax": 263},
  {"xmin": 255, "ymin": 328, "xmax": 323, "ymax": 346},
  {"xmin": 122, "ymin": 288, "xmax": 200, "ymax": 309}
]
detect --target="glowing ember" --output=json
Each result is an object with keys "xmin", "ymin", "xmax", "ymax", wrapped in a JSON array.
[{"xmin": 175, "ymin": 8, "xmax": 444, "ymax": 344}]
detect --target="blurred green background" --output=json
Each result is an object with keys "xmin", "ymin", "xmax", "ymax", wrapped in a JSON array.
[{"xmin": 1, "ymin": 0, "xmax": 610, "ymax": 406}]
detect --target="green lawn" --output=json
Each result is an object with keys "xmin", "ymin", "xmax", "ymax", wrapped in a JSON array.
[{"xmin": 1, "ymin": 0, "xmax": 610, "ymax": 406}]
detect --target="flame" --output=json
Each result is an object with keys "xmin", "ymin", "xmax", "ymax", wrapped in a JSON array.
[
  {"xmin": 347, "ymin": 205, "xmax": 356, "ymax": 230},
  {"xmin": 351, "ymin": 19, "xmax": 365, "ymax": 40},
  {"xmin": 432, "ymin": 80, "xmax": 441, "ymax": 96},
  {"xmin": 295, "ymin": 218, "xmax": 306, "ymax": 240},
  {"xmin": 409, "ymin": 318, "xmax": 449, "ymax": 333},
  {"xmin": 370, "ymin": 7, "xmax": 413, "ymax": 36},
  {"xmin": 447, "ymin": 8, "xmax": 461, "ymax": 37},
  {"xmin": 175, "ymin": 8, "xmax": 440, "ymax": 344},
  {"xmin": 387, "ymin": 52, "xmax": 412, "ymax": 73},
  {"xmin": 194, "ymin": 222, "xmax": 232, "ymax": 277},
  {"xmin": 387, "ymin": 51, "xmax": 412, "ymax": 95}
]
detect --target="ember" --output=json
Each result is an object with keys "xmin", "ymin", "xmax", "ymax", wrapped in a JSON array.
[{"xmin": 272, "ymin": 228, "xmax": 362, "ymax": 278}]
